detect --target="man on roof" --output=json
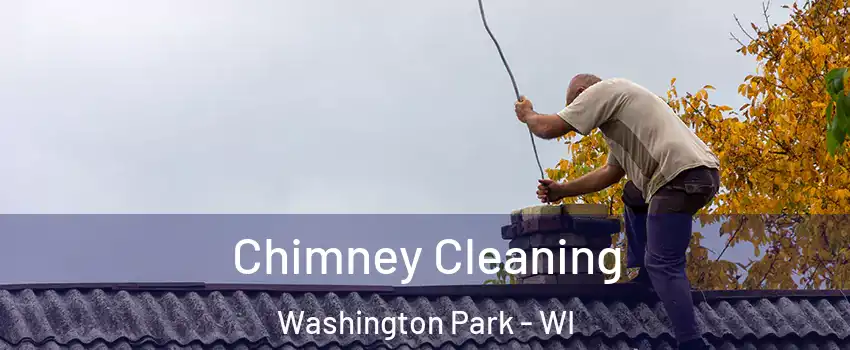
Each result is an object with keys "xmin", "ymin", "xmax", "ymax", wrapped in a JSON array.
[{"xmin": 513, "ymin": 74, "xmax": 720, "ymax": 350}]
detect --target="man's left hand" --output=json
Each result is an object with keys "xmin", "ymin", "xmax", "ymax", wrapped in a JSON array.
[
  {"xmin": 537, "ymin": 179, "xmax": 566, "ymax": 203},
  {"xmin": 515, "ymin": 96, "xmax": 534, "ymax": 123}
]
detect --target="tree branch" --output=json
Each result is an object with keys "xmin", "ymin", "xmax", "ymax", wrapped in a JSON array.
[
  {"xmin": 762, "ymin": 0, "xmax": 773, "ymax": 30},
  {"xmin": 815, "ymin": 254, "xmax": 844, "ymax": 289},
  {"xmin": 716, "ymin": 216, "xmax": 747, "ymax": 262},
  {"xmin": 756, "ymin": 243, "xmax": 781, "ymax": 288},
  {"xmin": 681, "ymin": 95, "xmax": 719, "ymax": 132},
  {"xmin": 734, "ymin": 14, "xmax": 758, "ymax": 42}
]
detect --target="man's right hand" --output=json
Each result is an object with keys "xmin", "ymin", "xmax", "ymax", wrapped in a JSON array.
[
  {"xmin": 515, "ymin": 96, "xmax": 534, "ymax": 123},
  {"xmin": 537, "ymin": 179, "xmax": 565, "ymax": 203}
]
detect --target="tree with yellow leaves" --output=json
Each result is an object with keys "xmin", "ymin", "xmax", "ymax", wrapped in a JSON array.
[{"xmin": 548, "ymin": 0, "xmax": 850, "ymax": 289}]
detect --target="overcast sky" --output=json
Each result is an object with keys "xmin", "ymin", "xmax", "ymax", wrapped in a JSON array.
[{"xmin": 0, "ymin": 1, "xmax": 780, "ymax": 284}]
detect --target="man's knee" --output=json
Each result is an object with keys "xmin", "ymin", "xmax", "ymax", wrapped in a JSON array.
[{"xmin": 644, "ymin": 250, "xmax": 687, "ymax": 276}]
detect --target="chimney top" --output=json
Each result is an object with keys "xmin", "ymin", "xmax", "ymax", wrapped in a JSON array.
[{"xmin": 501, "ymin": 204, "xmax": 620, "ymax": 285}]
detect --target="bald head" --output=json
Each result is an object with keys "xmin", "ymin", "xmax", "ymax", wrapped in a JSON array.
[{"xmin": 566, "ymin": 74, "xmax": 602, "ymax": 105}]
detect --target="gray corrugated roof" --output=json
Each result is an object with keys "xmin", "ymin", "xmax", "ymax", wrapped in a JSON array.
[
  {"xmin": 4, "ymin": 337, "xmax": 850, "ymax": 350},
  {"xmin": 0, "ymin": 284, "xmax": 849, "ymax": 349}
]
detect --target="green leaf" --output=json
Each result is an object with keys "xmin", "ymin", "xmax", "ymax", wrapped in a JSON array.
[
  {"xmin": 825, "ymin": 68, "xmax": 850, "ymax": 156},
  {"xmin": 830, "ymin": 104, "xmax": 841, "ymax": 131},
  {"xmin": 842, "ymin": 94, "xmax": 850, "ymax": 128},
  {"xmin": 825, "ymin": 68, "xmax": 847, "ymax": 95},
  {"xmin": 826, "ymin": 102, "xmax": 834, "ymax": 122},
  {"xmin": 844, "ymin": 68, "xmax": 850, "ymax": 92},
  {"xmin": 827, "ymin": 128, "xmax": 839, "ymax": 155},
  {"xmin": 835, "ymin": 101, "xmax": 848, "ymax": 154},
  {"xmin": 824, "ymin": 69, "xmax": 839, "ymax": 84}
]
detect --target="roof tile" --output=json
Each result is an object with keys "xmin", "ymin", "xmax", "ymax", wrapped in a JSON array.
[{"xmin": 0, "ymin": 287, "xmax": 848, "ymax": 349}]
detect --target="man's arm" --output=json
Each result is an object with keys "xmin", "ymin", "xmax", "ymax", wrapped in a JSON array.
[
  {"xmin": 557, "ymin": 164, "xmax": 625, "ymax": 197},
  {"xmin": 514, "ymin": 97, "xmax": 576, "ymax": 139},
  {"xmin": 523, "ymin": 112, "xmax": 575, "ymax": 139}
]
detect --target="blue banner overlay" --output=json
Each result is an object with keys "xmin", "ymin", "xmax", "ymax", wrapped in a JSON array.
[{"xmin": 0, "ymin": 214, "xmax": 786, "ymax": 285}]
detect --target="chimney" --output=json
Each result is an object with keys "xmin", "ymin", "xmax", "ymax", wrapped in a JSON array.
[{"xmin": 501, "ymin": 204, "xmax": 621, "ymax": 285}]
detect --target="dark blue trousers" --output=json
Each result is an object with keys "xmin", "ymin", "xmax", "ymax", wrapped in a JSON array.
[{"xmin": 622, "ymin": 166, "xmax": 720, "ymax": 343}]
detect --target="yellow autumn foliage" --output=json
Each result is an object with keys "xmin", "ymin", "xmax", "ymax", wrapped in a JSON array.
[{"xmin": 550, "ymin": 0, "xmax": 850, "ymax": 289}]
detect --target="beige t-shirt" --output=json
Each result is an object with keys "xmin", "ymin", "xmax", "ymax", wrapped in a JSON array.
[{"xmin": 557, "ymin": 78, "xmax": 720, "ymax": 202}]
